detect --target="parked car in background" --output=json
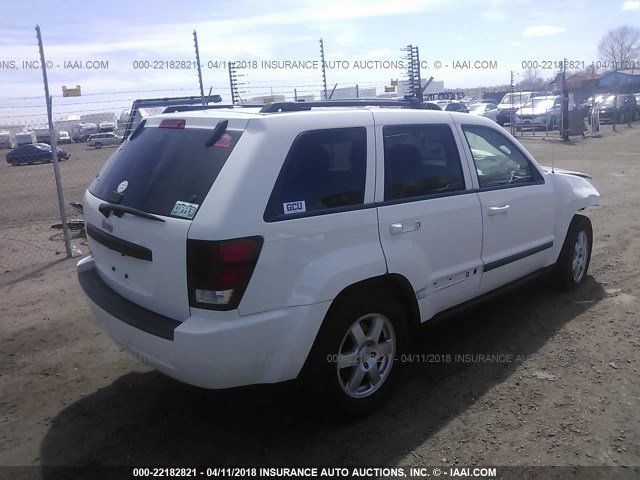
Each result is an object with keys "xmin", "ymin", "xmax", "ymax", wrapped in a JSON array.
[
  {"xmin": 593, "ymin": 94, "xmax": 638, "ymax": 123},
  {"xmin": 635, "ymin": 93, "xmax": 640, "ymax": 116},
  {"xmin": 513, "ymin": 95, "xmax": 562, "ymax": 131},
  {"xmin": 6, "ymin": 143, "xmax": 69, "ymax": 166},
  {"xmin": 422, "ymin": 102, "xmax": 444, "ymax": 111},
  {"xmin": 444, "ymin": 101, "xmax": 469, "ymax": 113},
  {"xmin": 58, "ymin": 130, "xmax": 72, "ymax": 144},
  {"xmin": 469, "ymin": 103, "xmax": 499, "ymax": 122},
  {"xmin": 87, "ymin": 132, "xmax": 123, "ymax": 149},
  {"xmin": 497, "ymin": 92, "xmax": 533, "ymax": 126}
]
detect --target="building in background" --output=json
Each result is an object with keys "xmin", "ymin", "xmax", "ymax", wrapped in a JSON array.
[
  {"xmin": 80, "ymin": 112, "xmax": 118, "ymax": 129},
  {"xmin": 249, "ymin": 94, "xmax": 286, "ymax": 104},
  {"xmin": 318, "ymin": 85, "xmax": 376, "ymax": 100},
  {"xmin": 396, "ymin": 79, "xmax": 444, "ymax": 97}
]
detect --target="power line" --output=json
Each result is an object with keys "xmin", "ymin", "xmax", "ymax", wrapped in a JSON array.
[{"xmin": 0, "ymin": 87, "xmax": 201, "ymax": 101}]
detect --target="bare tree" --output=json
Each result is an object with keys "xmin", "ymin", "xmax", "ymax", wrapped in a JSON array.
[
  {"xmin": 598, "ymin": 26, "xmax": 640, "ymax": 69},
  {"xmin": 517, "ymin": 69, "xmax": 546, "ymax": 90}
]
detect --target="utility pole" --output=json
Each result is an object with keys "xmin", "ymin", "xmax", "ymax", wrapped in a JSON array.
[
  {"xmin": 193, "ymin": 30, "xmax": 205, "ymax": 105},
  {"xmin": 320, "ymin": 38, "xmax": 328, "ymax": 100},
  {"xmin": 402, "ymin": 45, "xmax": 422, "ymax": 101},
  {"xmin": 228, "ymin": 62, "xmax": 245, "ymax": 105},
  {"xmin": 228, "ymin": 62, "xmax": 237, "ymax": 105}
]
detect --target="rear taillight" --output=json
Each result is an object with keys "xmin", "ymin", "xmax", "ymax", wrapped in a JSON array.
[{"xmin": 187, "ymin": 237, "xmax": 263, "ymax": 311}]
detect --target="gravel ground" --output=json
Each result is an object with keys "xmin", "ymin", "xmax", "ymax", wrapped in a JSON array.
[{"xmin": 0, "ymin": 126, "xmax": 638, "ymax": 478}]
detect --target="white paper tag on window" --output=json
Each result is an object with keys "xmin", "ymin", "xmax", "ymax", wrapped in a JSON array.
[{"xmin": 283, "ymin": 201, "xmax": 306, "ymax": 214}]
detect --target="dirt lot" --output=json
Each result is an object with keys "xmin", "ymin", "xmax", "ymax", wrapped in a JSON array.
[{"xmin": 0, "ymin": 127, "xmax": 639, "ymax": 477}]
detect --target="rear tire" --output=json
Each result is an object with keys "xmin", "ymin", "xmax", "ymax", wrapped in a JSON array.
[
  {"xmin": 552, "ymin": 215, "xmax": 592, "ymax": 290},
  {"xmin": 306, "ymin": 288, "xmax": 408, "ymax": 415}
]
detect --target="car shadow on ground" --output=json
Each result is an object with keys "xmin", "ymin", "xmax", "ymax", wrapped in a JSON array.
[{"xmin": 39, "ymin": 276, "xmax": 606, "ymax": 473}]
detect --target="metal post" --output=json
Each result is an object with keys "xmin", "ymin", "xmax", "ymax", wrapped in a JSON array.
[
  {"xmin": 320, "ymin": 39, "xmax": 328, "ymax": 100},
  {"xmin": 356, "ymin": 84, "xmax": 359, "ymax": 98},
  {"xmin": 414, "ymin": 46, "xmax": 423, "ymax": 102},
  {"xmin": 294, "ymin": 89, "xmax": 298, "ymax": 102},
  {"xmin": 561, "ymin": 59, "xmax": 569, "ymax": 140},
  {"xmin": 193, "ymin": 31, "xmax": 206, "ymax": 105},
  {"xmin": 36, "ymin": 25, "xmax": 72, "ymax": 259},
  {"xmin": 328, "ymin": 83, "xmax": 338, "ymax": 100},
  {"xmin": 510, "ymin": 71, "xmax": 515, "ymax": 136},
  {"xmin": 228, "ymin": 62, "xmax": 236, "ymax": 105}
]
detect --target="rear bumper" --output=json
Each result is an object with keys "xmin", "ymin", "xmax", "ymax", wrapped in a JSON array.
[{"xmin": 77, "ymin": 256, "xmax": 330, "ymax": 389}]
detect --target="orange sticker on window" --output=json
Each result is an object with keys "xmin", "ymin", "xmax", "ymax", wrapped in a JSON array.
[{"xmin": 214, "ymin": 133, "xmax": 233, "ymax": 148}]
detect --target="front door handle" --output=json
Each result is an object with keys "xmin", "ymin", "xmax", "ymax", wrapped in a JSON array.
[
  {"xmin": 390, "ymin": 220, "xmax": 421, "ymax": 235},
  {"xmin": 488, "ymin": 205, "xmax": 510, "ymax": 216}
]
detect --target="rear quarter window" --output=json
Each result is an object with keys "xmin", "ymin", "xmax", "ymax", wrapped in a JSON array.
[
  {"xmin": 264, "ymin": 128, "xmax": 367, "ymax": 221},
  {"xmin": 89, "ymin": 125, "xmax": 242, "ymax": 218}
]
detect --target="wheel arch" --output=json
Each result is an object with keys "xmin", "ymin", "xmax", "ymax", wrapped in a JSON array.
[{"xmin": 310, "ymin": 273, "xmax": 421, "ymax": 350}]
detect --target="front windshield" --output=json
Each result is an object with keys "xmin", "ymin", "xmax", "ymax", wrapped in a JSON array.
[
  {"xmin": 602, "ymin": 95, "xmax": 619, "ymax": 106},
  {"xmin": 522, "ymin": 98, "xmax": 555, "ymax": 109},
  {"xmin": 501, "ymin": 93, "xmax": 531, "ymax": 104}
]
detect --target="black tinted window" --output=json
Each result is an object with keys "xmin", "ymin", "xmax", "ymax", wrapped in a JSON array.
[
  {"xmin": 89, "ymin": 126, "xmax": 241, "ymax": 218},
  {"xmin": 265, "ymin": 128, "xmax": 366, "ymax": 220},
  {"xmin": 383, "ymin": 124, "xmax": 465, "ymax": 201},
  {"xmin": 463, "ymin": 125, "xmax": 540, "ymax": 188}
]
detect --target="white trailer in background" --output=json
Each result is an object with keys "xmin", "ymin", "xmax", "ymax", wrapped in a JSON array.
[
  {"xmin": 15, "ymin": 131, "xmax": 36, "ymax": 146},
  {"xmin": 97, "ymin": 122, "xmax": 116, "ymax": 133},
  {"xmin": 71, "ymin": 123, "xmax": 98, "ymax": 142},
  {"xmin": 0, "ymin": 130, "xmax": 13, "ymax": 149},
  {"xmin": 34, "ymin": 128, "xmax": 55, "ymax": 144}
]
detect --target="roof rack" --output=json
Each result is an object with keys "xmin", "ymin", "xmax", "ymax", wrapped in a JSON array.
[
  {"xmin": 259, "ymin": 97, "xmax": 441, "ymax": 113},
  {"xmin": 161, "ymin": 104, "xmax": 264, "ymax": 113}
]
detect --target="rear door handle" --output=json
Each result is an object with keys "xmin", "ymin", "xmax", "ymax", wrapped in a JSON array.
[
  {"xmin": 488, "ymin": 205, "xmax": 510, "ymax": 216},
  {"xmin": 390, "ymin": 220, "xmax": 421, "ymax": 235}
]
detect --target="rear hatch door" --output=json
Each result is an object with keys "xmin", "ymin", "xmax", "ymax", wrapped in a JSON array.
[{"xmin": 84, "ymin": 116, "xmax": 246, "ymax": 321}]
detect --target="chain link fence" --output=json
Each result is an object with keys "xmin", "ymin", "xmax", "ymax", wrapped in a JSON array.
[{"xmin": 0, "ymin": 107, "xmax": 123, "ymax": 279}]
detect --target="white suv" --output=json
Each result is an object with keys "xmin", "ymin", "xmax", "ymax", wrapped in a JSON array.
[{"xmin": 78, "ymin": 99, "xmax": 599, "ymax": 411}]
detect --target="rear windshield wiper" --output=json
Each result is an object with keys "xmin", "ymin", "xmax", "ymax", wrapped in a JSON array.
[
  {"xmin": 205, "ymin": 120, "xmax": 229, "ymax": 147},
  {"xmin": 98, "ymin": 202, "xmax": 165, "ymax": 222}
]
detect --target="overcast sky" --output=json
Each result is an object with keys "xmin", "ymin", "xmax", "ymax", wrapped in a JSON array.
[{"xmin": 1, "ymin": 0, "xmax": 639, "ymax": 124}]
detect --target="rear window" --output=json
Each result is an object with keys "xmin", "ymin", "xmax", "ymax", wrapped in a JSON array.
[{"xmin": 89, "ymin": 125, "xmax": 242, "ymax": 218}]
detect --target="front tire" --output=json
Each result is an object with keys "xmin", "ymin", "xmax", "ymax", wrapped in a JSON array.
[
  {"xmin": 553, "ymin": 215, "xmax": 593, "ymax": 290},
  {"xmin": 94, "ymin": 142, "xmax": 102, "ymax": 149},
  {"xmin": 307, "ymin": 289, "xmax": 408, "ymax": 414}
]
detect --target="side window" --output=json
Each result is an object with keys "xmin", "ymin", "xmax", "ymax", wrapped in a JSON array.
[
  {"xmin": 265, "ymin": 128, "xmax": 366, "ymax": 220},
  {"xmin": 462, "ymin": 125, "xmax": 541, "ymax": 188},
  {"xmin": 383, "ymin": 124, "xmax": 466, "ymax": 201}
]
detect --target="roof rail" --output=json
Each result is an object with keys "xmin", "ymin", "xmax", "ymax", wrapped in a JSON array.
[
  {"xmin": 259, "ymin": 97, "xmax": 440, "ymax": 113},
  {"xmin": 161, "ymin": 104, "xmax": 264, "ymax": 113}
]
